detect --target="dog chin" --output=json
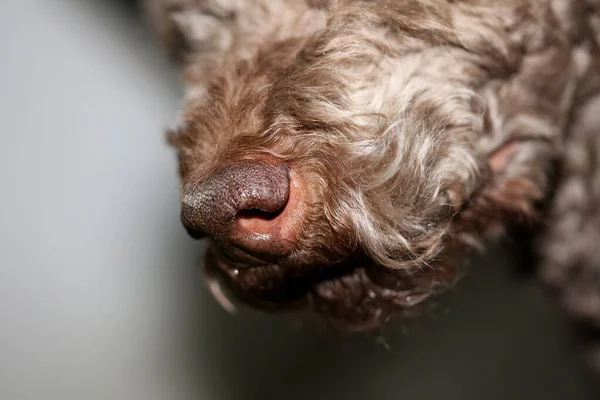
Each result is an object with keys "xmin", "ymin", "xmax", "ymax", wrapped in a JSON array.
[{"xmin": 203, "ymin": 242, "xmax": 450, "ymax": 330}]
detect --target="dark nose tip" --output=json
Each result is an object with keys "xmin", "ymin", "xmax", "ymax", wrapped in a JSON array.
[{"xmin": 181, "ymin": 162, "xmax": 290, "ymax": 256}]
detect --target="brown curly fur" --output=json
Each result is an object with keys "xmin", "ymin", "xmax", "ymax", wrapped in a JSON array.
[{"xmin": 145, "ymin": 0, "xmax": 600, "ymax": 348}]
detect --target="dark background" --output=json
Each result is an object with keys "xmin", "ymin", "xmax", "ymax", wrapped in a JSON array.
[{"xmin": 0, "ymin": 1, "xmax": 597, "ymax": 399}]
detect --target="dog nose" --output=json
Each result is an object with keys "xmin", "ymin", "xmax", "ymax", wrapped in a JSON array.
[{"xmin": 181, "ymin": 162, "xmax": 292, "ymax": 258}]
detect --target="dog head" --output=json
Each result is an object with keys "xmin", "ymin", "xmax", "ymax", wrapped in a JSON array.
[{"xmin": 160, "ymin": 0, "xmax": 568, "ymax": 330}]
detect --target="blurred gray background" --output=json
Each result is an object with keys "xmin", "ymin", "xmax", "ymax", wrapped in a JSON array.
[{"xmin": 0, "ymin": 1, "xmax": 598, "ymax": 399}]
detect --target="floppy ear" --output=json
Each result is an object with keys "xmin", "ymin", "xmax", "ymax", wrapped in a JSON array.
[{"xmin": 442, "ymin": 1, "xmax": 584, "ymax": 249}]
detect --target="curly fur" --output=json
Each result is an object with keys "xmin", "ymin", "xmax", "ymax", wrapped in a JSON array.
[{"xmin": 146, "ymin": 0, "xmax": 600, "ymax": 347}]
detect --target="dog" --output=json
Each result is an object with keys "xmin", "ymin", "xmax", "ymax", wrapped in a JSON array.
[{"xmin": 144, "ymin": 0, "xmax": 600, "ymax": 361}]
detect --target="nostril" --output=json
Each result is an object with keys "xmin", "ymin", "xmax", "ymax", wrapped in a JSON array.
[
  {"xmin": 235, "ymin": 206, "xmax": 286, "ymax": 241},
  {"xmin": 236, "ymin": 207, "xmax": 283, "ymax": 229},
  {"xmin": 230, "ymin": 176, "xmax": 302, "ymax": 258},
  {"xmin": 236, "ymin": 209, "xmax": 281, "ymax": 220}
]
